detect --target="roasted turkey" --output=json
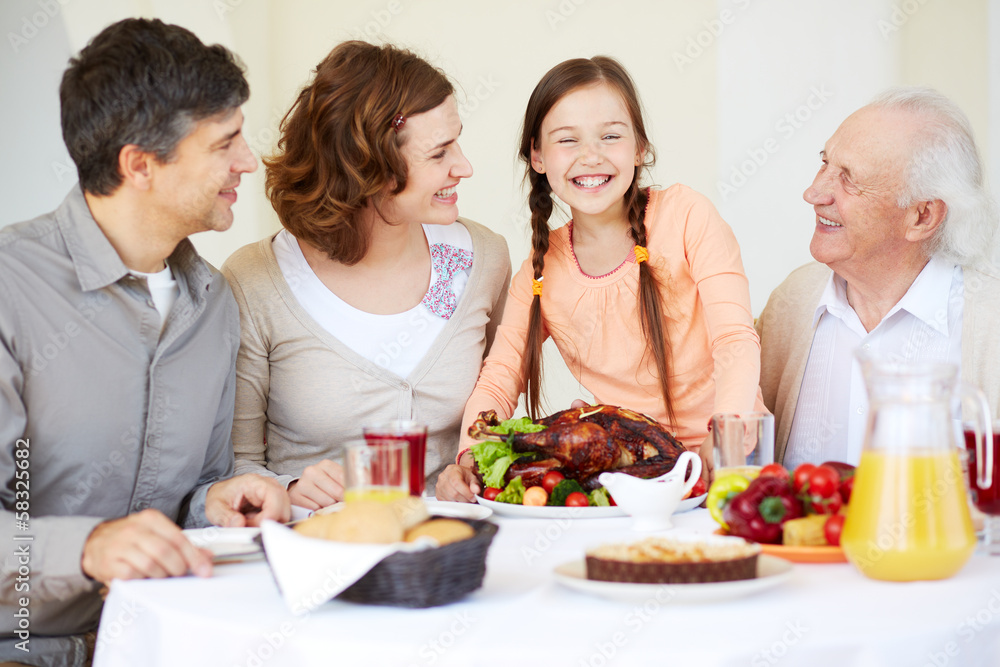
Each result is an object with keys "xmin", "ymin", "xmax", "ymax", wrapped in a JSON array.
[{"xmin": 469, "ymin": 405, "xmax": 688, "ymax": 490}]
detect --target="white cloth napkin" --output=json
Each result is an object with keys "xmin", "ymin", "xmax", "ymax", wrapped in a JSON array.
[{"xmin": 259, "ymin": 520, "xmax": 433, "ymax": 612}]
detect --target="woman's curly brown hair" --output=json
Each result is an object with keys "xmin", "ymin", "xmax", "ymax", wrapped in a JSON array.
[{"xmin": 265, "ymin": 41, "xmax": 453, "ymax": 264}]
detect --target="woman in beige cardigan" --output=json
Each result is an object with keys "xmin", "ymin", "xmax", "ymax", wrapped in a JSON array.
[{"xmin": 222, "ymin": 42, "xmax": 510, "ymax": 507}]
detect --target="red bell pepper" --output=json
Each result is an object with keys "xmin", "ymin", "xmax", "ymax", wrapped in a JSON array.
[{"xmin": 723, "ymin": 475, "xmax": 804, "ymax": 544}]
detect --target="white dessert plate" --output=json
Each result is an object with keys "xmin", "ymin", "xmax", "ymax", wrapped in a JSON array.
[
  {"xmin": 183, "ymin": 527, "xmax": 263, "ymax": 563},
  {"xmin": 553, "ymin": 554, "xmax": 792, "ymax": 603},
  {"xmin": 476, "ymin": 493, "xmax": 706, "ymax": 519}
]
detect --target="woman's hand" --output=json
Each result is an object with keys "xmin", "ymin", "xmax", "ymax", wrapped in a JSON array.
[
  {"xmin": 435, "ymin": 464, "xmax": 480, "ymax": 503},
  {"xmin": 288, "ymin": 459, "xmax": 345, "ymax": 510}
]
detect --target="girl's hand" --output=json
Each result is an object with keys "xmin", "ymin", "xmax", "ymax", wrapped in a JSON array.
[
  {"xmin": 698, "ymin": 434, "xmax": 714, "ymax": 484},
  {"xmin": 288, "ymin": 459, "xmax": 345, "ymax": 510},
  {"xmin": 435, "ymin": 464, "xmax": 480, "ymax": 503}
]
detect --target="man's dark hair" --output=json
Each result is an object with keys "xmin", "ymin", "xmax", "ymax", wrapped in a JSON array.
[{"xmin": 60, "ymin": 18, "xmax": 249, "ymax": 195}]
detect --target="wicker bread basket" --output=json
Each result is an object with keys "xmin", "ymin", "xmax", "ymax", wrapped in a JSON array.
[{"xmin": 336, "ymin": 518, "xmax": 498, "ymax": 608}]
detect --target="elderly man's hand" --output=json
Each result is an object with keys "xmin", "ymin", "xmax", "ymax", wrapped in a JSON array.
[
  {"xmin": 81, "ymin": 509, "xmax": 213, "ymax": 584},
  {"xmin": 206, "ymin": 474, "xmax": 291, "ymax": 527}
]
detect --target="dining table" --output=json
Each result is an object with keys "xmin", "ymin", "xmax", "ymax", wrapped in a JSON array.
[{"xmin": 92, "ymin": 503, "xmax": 1000, "ymax": 667}]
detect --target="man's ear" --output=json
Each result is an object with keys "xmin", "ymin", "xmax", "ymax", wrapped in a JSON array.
[
  {"xmin": 905, "ymin": 199, "xmax": 947, "ymax": 243},
  {"xmin": 117, "ymin": 144, "xmax": 154, "ymax": 191}
]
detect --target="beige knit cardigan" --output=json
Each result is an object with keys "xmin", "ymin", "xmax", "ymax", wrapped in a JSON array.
[
  {"xmin": 221, "ymin": 219, "xmax": 511, "ymax": 493},
  {"xmin": 757, "ymin": 261, "xmax": 1000, "ymax": 464}
]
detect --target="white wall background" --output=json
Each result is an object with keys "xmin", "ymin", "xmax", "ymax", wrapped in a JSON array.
[{"xmin": 2, "ymin": 0, "xmax": 997, "ymax": 413}]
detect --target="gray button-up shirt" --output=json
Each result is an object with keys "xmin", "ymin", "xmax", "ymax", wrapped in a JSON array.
[{"xmin": 0, "ymin": 186, "xmax": 239, "ymax": 646}]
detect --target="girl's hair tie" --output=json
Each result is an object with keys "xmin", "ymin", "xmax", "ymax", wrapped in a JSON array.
[
  {"xmin": 531, "ymin": 277, "xmax": 543, "ymax": 296},
  {"xmin": 391, "ymin": 113, "xmax": 406, "ymax": 132},
  {"xmin": 634, "ymin": 245, "xmax": 649, "ymax": 264}
]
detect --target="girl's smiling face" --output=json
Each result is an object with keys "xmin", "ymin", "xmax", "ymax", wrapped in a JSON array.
[{"xmin": 530, "ymin": 83, "xmax": 643, "ymax": 225}]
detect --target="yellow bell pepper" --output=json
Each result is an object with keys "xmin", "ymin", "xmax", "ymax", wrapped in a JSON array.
[{"xmin": 706, "ymin": 474, "xmax": 751, "ymax": 530}]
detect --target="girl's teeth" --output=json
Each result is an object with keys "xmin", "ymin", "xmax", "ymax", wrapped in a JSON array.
[
  {"xmin": 435, "ymin": 186, "xmax": 456, "ymax": 198},
  {"xmin": 819, "ymin": 216, "xmax": 842, "ymax": 227},
  {"xmin": 574, "ymin": 176, "xmax": 610, "ymax": 188}
]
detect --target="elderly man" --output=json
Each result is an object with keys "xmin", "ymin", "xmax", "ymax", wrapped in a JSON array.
[
  {"xmin": 0, "ymin": 19, "xmax": 289, "ymax": 665},
  {"xmin": 757, "ymin": 87, "xmax": 1000, "ymax": 469}
]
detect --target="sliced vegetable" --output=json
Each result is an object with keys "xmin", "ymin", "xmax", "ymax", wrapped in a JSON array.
[
  {"xmin": 782, "ymin": 514, "xmax": 828, "ymax": 546},
  {"xmin": 523, "ymin": 485, "xmax": 548, "ymax": 506},
  {"xmin": 707, "ymin": 474, "xmax": 752, "ymax": 530},
  {"xmin": 589, "ymin": 487, "xmax": 612, "ymax": 507},
  {"xmin": 724, "ymin": 475, "xmax": 804, "ymax": 544},
  {"xmin": 494, "ymin": 477, "xmax": 525, "ymax": 504},
  {"xmin": 548, "ymin": 478, "xmax": 586, "ymax": 506}
]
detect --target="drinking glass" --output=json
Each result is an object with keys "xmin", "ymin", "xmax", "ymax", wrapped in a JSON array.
[
  {"xmin": 342, "ymin": 439, "xmax": 409, "ymax": 503},
  {"xmin": 711, "ymin": 412, "xmax": 775, "ymax": 472},
  {"xmin": 963, "ymin": 420, "xmax": 1000, "ymax": 555},
  {"xmin": 362, "ymin": 420, "xmax": 428, "ymax": 497}
]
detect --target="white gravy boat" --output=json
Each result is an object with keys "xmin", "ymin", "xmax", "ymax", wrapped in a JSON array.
[{"xmin": 598, "ymin": 451, "xmax": 702, "ymax": 531}]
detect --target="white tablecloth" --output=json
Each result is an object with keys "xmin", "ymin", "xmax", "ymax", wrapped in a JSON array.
[{"xmin": 93, "ymin": 509, "xmax": 1000, "ymax": 667}]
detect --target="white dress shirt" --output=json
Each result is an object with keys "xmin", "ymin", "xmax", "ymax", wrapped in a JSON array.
[{"xmin": 784, "ymin": 257, "xmax": 963, "ymax": 468}]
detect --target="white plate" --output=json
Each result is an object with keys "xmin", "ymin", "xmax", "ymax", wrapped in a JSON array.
[
  {"xmin": 183, "ymin": 527, "xmax": 263, "ymax": 563},
  {"xmin": 553, "ymin": 554, "xmax": 792, "ymax": 603},
  {"xmin": 476, "ymin": 493, "xmax": 706, "ymax": 519},
  {"xmin": 423, "ymin": 498, "xmax": 493, "ymax": 520}
]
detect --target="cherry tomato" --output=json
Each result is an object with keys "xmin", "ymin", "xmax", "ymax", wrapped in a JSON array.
[
  {"xmin": 839, "ymin": 475, "xmax": 855, "ymax": 505},
  {"xmin": 824, "ymin": 514, "xmax": 845, "ymax": 546},
  {"xmin": 792, "ymin": 463, "xmax": 816, "ymax": 494},
  {"xmin": 683, "ymin": 477, "xmax": 708, "ymax": 500},
  {"xmin": 541, "ymin": 471, "xmax": 565, "ymax": 494},
  {"xmin": 482, "ymin": 487, "xmax": 501, "ymax": 501},
  {"xmin": 759, "ymin": 463, "xmax": 789, "ymax": 479},
  {"xmin": 565, "ymin": 492, "xmax": 589, "ymax": 507},
  {"xmin": 807, "ymin": 465, "xmax": 841, "ymax": 498},
  {"xmin": 808, "ymin": 491, "xmax": 843, "ymax": 515},
  {"xmin": 522, "ymin": 485, "xmax": 548, "ymax": 506}
]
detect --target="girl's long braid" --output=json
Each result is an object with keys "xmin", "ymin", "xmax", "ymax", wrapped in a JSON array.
[
  {"xmin": 626, "ymin": 179, "xmax": 676, "ymax": 425},
  {"xmin": 523, "ymin": 170, "xmax": 553, "ymax": 420}
]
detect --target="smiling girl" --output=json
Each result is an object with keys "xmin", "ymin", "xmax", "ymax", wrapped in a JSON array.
[
  {"xmin": 437, "ymin": 56, "xmax": 764, "ymax": 502},
  {"xmin": 223, "ymin": 42, "xmax": 510, "ymax": 506}
]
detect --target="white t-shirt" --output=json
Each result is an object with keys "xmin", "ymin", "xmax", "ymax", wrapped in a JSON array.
[
  {"xmin": 130, "ymin": 263, "xmax": 179, "ymax": 332},
  {"xmin": 272, "ymin": 223, "xmax": 474, "ymax": 378},
  {"xmin": 784, "ymin": 257, "xmax": 963, "ymax": 468}
]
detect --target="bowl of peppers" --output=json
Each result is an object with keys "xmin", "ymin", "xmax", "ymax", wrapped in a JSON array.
[{"xmin": 706, "ymin": 462, "xmax": 854, "ymax": 562}]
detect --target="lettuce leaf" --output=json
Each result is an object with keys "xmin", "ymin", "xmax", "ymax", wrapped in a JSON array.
[
  {"xmin": 489, "ymin": 417, "xmax": 547, "ymax": 435},
  {"xmin": 494, "ymin": 476, "xmax": 525, "ymax": 504},
  {"xmin": 470, "ymin": 440, "xmax": 531, "ymax": 490}
]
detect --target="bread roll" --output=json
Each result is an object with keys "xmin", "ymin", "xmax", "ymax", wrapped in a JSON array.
[{"xmin": 404, "ymin": 519, "xmax": 475, "ymax": 546}]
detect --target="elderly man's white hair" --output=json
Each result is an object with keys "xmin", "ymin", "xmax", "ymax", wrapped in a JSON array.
[{"xmin": 869, "ymin": 87, "xmax": 997, "ymax": 266}]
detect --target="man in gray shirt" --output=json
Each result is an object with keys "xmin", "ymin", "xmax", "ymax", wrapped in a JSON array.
[{"xmin": 0, "ymin": 18, "xmax": 289, "ymax": 666}]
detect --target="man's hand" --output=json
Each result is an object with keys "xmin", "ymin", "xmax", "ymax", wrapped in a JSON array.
[
  {"xmin": 206, "ymin": 474, "xmax": 290, "ymax": 527},
  {"xmin": 287, "ymin": 459, "xmax": 345, "ymax": 510},
  {"xmin": 81, "ymin": 509, "xmax": 212, "ymax": 585},
  {"xmin": 435, "ymin": 463, "xmax": 480, "ymax": 503}
]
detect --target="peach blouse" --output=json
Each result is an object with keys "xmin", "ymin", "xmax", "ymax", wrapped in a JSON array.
[{"xmin": 461, "ymin": 184, "xmax": 764, "ymax": 450}]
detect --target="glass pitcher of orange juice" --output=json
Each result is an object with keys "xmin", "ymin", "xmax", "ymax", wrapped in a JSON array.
[{"xmin": 841, "ymin": 359, "xmax": 991, "ymax": 581}]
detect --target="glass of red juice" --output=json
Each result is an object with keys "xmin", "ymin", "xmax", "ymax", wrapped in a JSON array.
[
  {"xmin": 362, "ymin": 420, "xmax": 428, "ymax": 497},
  {"xmin": 963, "ymin": 421, "xmax": 999, "ymax": 555}
]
